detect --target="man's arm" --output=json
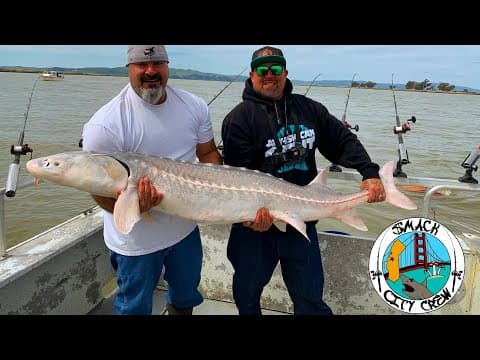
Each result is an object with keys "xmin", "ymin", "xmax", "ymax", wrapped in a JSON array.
[
  {"xmin": 91, "ymin": 194, "xmax": 116, "ymax": 213},
  {"xmin": 196, "ymin": 139, "xmax": 223, "ymax": 165}
]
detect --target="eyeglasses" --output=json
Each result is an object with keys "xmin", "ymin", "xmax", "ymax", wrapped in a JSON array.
[{"xmin": 255, "ymin": 64, "xmax": 284, "ymax": 77}]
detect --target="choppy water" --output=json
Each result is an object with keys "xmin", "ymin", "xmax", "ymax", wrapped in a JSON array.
[{"xmin": 1, "ymin": 72, "xmax": 479, "ymax": 248}]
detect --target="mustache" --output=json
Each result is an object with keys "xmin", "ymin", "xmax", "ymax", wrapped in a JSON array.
[{"xmin": 141, "ymin": 74, "xmax": 162, "ymax": 82}]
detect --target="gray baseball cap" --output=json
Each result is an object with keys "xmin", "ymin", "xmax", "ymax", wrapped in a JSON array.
[{"xmin": 126, "ymin": 45, "xmax": 169, "ymax": 66}]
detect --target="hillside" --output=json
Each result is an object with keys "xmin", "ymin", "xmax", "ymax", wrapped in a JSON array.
[{"xmin": 1, "ymin": 66, "xmax": 478, "ymax": 93}]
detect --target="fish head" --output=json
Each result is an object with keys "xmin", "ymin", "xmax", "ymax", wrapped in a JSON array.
[{"xmin": 26, "ymin": 151, "xmax": 129, "ymax": 197}]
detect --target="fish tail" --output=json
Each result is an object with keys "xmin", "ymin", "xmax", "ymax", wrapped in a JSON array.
[{"xmin": 380, "ymin": 161, "xmax": 418, "ymax": 210}]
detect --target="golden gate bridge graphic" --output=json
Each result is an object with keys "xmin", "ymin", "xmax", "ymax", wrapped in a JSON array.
[
  {"xmin": 377, "ymin": 232, "xmax": 453, "ymax": 299},
  {"xmin": 370, "ymin": 225, "xmax": 464, "ymax": 310},
  {"xmin": 383, "ymin": 232, "xmax": 450, "ymax": 281}
]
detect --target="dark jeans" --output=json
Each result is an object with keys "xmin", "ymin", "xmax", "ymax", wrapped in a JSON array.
[
  {"xmin": 109, "ymin": 226, "xmax": 203, "ymax": 315},
  {"xmin": 227, "ymin": 222, "xmax": 333, "ymax": 315}
]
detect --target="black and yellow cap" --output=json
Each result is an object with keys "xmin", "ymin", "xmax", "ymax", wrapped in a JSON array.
[{"xmin": 250, "ymin": 46, "xmax": 286, "ymax": 70}]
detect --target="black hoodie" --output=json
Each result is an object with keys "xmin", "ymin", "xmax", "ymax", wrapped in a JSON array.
[{"xmin": 221, "ymin": 78, "xmax": 379, "ymax": 186}]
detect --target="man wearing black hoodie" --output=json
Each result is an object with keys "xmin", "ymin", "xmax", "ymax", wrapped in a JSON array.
[{"xmin": 221, "ymin": 46, "xmax": 386, "ymax": 315}]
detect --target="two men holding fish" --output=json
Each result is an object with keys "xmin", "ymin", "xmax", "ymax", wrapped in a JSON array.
[{"xmin": 28, "ymin": 46, "xmax": 407, "ymax": 316}]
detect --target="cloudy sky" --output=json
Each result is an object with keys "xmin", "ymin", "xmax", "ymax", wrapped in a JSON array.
[{"xmin": 1, "ymin": 45, "xmax": 479, "ymax": 89}]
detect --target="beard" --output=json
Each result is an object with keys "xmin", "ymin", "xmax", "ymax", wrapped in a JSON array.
[{"xmin": 137, "ymin": 85, "xmax": 165, "ymax": 105}]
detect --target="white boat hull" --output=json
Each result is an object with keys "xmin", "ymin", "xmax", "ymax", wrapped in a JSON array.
[{"xmin": 39, "ymin": 71, "xmax": 64, "ymax": 81}]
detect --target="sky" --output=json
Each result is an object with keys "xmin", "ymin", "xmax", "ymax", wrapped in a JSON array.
[{"xmin": 1, "ymin": 45, "xmax": 480, "ymax": 90}]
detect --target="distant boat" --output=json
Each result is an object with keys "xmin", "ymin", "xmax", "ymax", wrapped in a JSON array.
[{"xmin": 39, "ymin": 70, "xmax": 64, "ymax": 81}]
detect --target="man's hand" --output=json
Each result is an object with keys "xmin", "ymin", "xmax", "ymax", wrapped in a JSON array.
[
  {"xmin": 243, "ymin": 207, "xmax": 274, "ymax": 232},
  {"xmin": 138, "ymin": 177, "xmax": 163, "ymax": 212},
  {"xmin": 360, "ymin": 178, "xmax": 386, "ymax": 203}
]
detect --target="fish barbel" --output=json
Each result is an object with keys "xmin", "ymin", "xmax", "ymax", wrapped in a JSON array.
[{"xmin": 26, "ymin": 151, "xmax": 417, "ymax": 240}]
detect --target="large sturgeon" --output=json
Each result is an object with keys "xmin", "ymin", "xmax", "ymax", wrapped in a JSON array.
[{"xmin": 26, "ymin": 151, "xmax": 417, "ymax": 240}]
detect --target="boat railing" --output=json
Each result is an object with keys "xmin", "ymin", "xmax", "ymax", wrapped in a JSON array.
[
  {"xmin": 422, "ymin": 184, "xmax": 480, "ymax": 217},
  {"xmin": 2, "ymin": 172, "xmax": 480, "ymax": 258},
  {"xmin": 326, "ymin": 170, "xmax": 480, "ymax": 217}
]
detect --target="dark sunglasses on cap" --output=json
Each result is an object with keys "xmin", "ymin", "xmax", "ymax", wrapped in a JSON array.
[{"xmin": 255, "ymin": 64, "xmax": 284, "ymax": 77}]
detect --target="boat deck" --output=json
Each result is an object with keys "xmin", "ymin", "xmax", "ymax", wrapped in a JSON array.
[{"xmin": 89, "ymin": 287, "xmax": 287, "ymax": 315}]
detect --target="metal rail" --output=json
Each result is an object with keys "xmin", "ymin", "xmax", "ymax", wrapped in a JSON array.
[
  {"xmin": 422, "ymin": 184, "xmax": 480, "ymax": 217},
  {"xmin": 1, "ymin": 180, "xmax": 35, "ymax": 257}
]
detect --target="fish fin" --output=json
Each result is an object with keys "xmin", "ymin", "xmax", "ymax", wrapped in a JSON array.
[
  {"xmin": 334, "ymin": 208, "xmax": 368, "ymax": 231},
  {"xmin": 308, "ymin": 167, "xmax": 329, "ymax": 186},
  {"xmin": 270, "ymin": 211, "xmax": 310, "ymax": 242},
  {"xmin": 273, "ymin": 221, "xmax": 287, "ymax": 232},
  {"xmin": 380, "ymin": 161, "xmax": 418, "ymax": 210},
  {"xmin": 113, "ymin": 183, "xmax": 141, "ymax": 234}
]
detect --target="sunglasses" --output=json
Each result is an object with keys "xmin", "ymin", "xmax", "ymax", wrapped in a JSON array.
[{"xmin": 255, "ymin": 64, "xmax": 284, "ymax": 77}]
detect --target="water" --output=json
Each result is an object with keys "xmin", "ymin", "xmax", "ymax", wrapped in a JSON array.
[{"xmin": 1, "ymin": 72, "xmax": 479, "ymax": 248}]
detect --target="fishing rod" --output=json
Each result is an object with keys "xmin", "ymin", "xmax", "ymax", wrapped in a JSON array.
[
  {"xmin": 212, "ymin": 66, "xmax": 249, "ymax": 154},
  {"xmin": 341, "ymin": 73, "xmax": 360, "ymax": 132},
  {"xmin": 391, "ymin": 74, "xmax": 416, "ymax": 178},
  {"xmin": 329, "ymin": 74, "xmax": 360, "ymax": 172},
  {"xmin": 5, "ymin": 79, "xmax": 37, "ymax": 197},
  {"xmin": 303, "ymin": 73, "xmax": 322, "ymax": 96},
  {"xmin": 208, "ymin": 66, "xmax": 248, "ymax": 106},
  {"xmin": 458, "ymin": 144, "xmax": 479, "ymax": 184}
]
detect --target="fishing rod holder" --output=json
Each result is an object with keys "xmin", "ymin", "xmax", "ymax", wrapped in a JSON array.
[
  {"xmin": 393, "ymin": 116, "xmax": 416, "ymax": 134},
  {"xmin": 5, "ymin": 144, "xmax": 34, "ymax": 198},
  {"xmin": 392, "ymin": 116, "xmax": 417, "ymax": 178},
  {"xmin": 458, "ymin": 146, "xmax": 479, "ymax": 184}
]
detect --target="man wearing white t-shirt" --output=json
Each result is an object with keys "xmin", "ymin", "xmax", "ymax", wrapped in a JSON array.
[{"xmin": 82, "ymin": 45, "xmax": 222, "ymax": 315}]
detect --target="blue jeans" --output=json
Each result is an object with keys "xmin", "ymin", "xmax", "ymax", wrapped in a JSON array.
[
  {"xmin": 109, "ymin": 226, "xmax": 203, "ymax": 315},
  {"xmin": 227, "ymin": 222, "xmax": 333, "ymax": 315}
]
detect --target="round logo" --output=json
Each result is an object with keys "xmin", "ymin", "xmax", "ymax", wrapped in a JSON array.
[{"xmin": 369, "ymin": 217, "xmax": 464, "ymax": 314}]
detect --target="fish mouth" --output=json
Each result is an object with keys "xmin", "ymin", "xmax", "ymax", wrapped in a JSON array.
[{"xmin": 26, "ymin": 158, "xmax": 45, "ymax": 174}]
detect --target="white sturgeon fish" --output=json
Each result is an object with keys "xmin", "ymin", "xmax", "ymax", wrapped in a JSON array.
[{"xmin": 26, "ymin": 151, "xmax": 417, "ymax": 240}]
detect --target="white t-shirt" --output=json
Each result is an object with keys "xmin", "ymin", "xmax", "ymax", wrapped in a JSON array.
[{"xmin": 82, "ymin": 83, "xmax": 214, "ymax": 256}]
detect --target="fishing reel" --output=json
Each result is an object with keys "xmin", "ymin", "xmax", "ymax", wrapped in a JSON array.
[
  {"xmin": 343, "ymin": 120, "xmax": 359, "ymax": 132},
  {"xmin": 10, "ymin": 144, "xmax": 33, "ymax": 157},
  {"xmin": 458, "ymin": 145, "xmax": 479, "ymax": 184},
  {"xmin": 393, "ymin": 116, "xmax": 416, "ymax": 134}
]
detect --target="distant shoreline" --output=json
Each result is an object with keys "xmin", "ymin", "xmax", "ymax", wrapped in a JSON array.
[
  {"xmin": 1, "ymin": 68, "xmax": 478, "ymax": 95},
  {"xmin": 0, "ymin": 68, "xmax": 110, "ymax": 77}
]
